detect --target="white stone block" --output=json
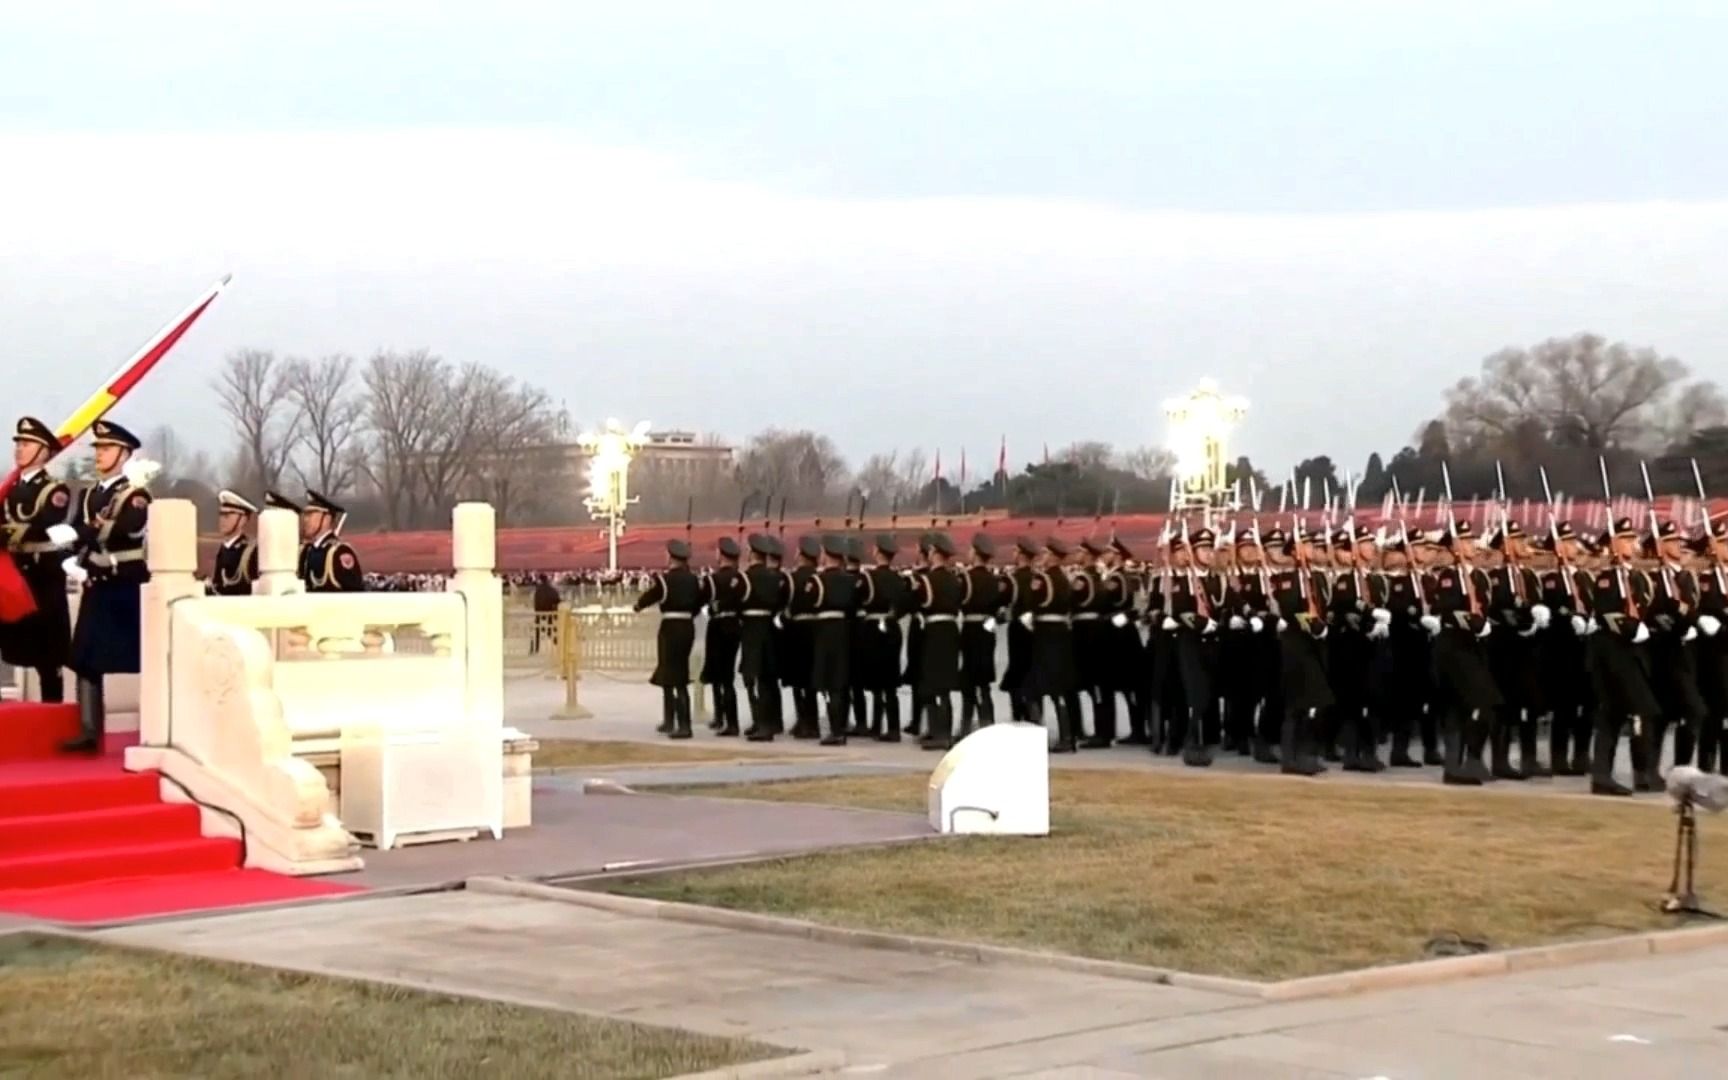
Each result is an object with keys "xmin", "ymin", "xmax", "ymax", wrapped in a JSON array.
[{"xmin": 927, "ymin": 722, "xmax": 1050, "ymax": 836}]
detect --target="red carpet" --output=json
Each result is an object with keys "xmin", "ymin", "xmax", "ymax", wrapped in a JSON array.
[{"xmin": 0, "ymin": 703, "xmax": 361, "ymax": 924}]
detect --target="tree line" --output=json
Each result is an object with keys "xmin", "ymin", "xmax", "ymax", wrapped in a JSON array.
[{"xmin": 132, "ymin": 329, "xmax": 1728, "ymax": 531}]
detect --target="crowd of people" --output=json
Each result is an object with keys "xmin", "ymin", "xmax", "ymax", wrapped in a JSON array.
[{"xmin": 628, "ymin": 512, "xmax": 1728, "ymax": 797}]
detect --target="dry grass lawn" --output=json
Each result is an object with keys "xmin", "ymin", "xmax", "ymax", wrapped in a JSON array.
[
  {"xmin": 534, "ymin": 738, "xmax": 803, "ymax": 769},
  {"xmin": 0, "ymin": 933, "xmax": 781, "ymax": 1079},
  {"xmin": 618, "ymin": 771, "xmax": 1722, "ymax": 980}
]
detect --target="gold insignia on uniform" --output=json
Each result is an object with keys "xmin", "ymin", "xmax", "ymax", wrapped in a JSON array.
[
  {"xmin": 129, "ymin": 493, "xmax": 148, "ymax": 509},
  {"xmin": 50, "ymin": 490, "xmax": 67, "ymax": 508},
  {"xmin": 339, "ymin": 552, "xmax": 356, "ymax": 569}
]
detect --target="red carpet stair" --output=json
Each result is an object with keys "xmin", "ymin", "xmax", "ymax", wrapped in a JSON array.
[{"xmin": 0, "ymin": 702, "xmax": 361, "ymax": 923}]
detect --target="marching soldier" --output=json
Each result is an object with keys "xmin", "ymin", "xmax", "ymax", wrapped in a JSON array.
[
  {"xmin": 903, "ymin": 536, "xmax": 930, "ymax": 737},
  {"xmin": 810, "ymin": 535, "xmax": 858, "ymax": 746},
  {"xmin": 1691, "ymin": 519, "xmax": 1728, "ymax": 773},
  {"xmin": 913, "ymin": 532, "xmax": 964, "ymax": 751},
  {"xmin": 844, "ymin": 536, "xmax": 871, "ymax": 738},
  {"xmin": 784, "ymin": 536, "xmax": 822, "ymax": 738},
  {"xmin": 859, "ymin": 533, "xmax": 909, "ymax": 741},
  {"xmin": 1271, "ymin": 525, "xmax": 1330, "ymax": 776},
  {"xmin": 52, "ymin": 420, "xmax": 153, "ymax": 753},
  {"xmin": 1538, "ymin": 522, "xmax": 1595, "ymax": 775},
  {"xmin": 1100, "ymin": 538, "xmax": 1149, "ymax": 746},
  {"xmin": 1587, "ymin": 517, "xmax": 1661, "ymax": 795},
  {"xmin": 299, "ymin": 491, "xmax": 363, "ymax": 592},
  {"xmin": 1157, "ymin": 527, "xmax": 1220, "ymax": 767},
  {"xmin": 1327, "ymin": 525, "xmax": 1386, "ymax": 772},
  {"xmin": 634, "ymin": 539, "xmax": 703, "ymax": 739},
  {"xmin": 1, "ymin": 416, "xmax": 72, "ymax": 702},
  {"xmin": 1645, "ymin": 520, "xmax": 1706, "ymax": 772},
  {"xmin": 1021, "ymin": 538, "xmax": 1079, "ymax": 753},
  {"xmin": 700, "ymin": 536, "xmax": 747, "ymax": 736},
  {"xmin": 1222, "ymin": 530, "xmax": 1273, "ymax": 758},
  {"xmin": 210, "ymin": 491, "xmax": 261, "ymax": 596},
  {"xmin": 998, "ymin": 537, "xmax": 1039, "ymax": 724},
  {"xmin": 1070, "ymin": 540, "xmax": 1114, "ymax": 747},
  {"xmin": 1381, "ymin": 530, "xmax": 1438, "ymax": 767},
  {"xmin": 739, "ymin": 534, "xmax": 788, "ymax": 740},
  {"xmin": 1426, "ymin": 522, "xmax": 1501, "ymax": 785},
  {"xmin": 1485, "ymin": 521, "xmax": 1549, "ymax": 779},
  {"xmin": 959, "ymin": 534, "xmax": 1003, "ymax": 736}
]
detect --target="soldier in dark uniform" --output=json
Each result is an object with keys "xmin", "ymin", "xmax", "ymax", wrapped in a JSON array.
[
  {"xmin": 1538, "ymin": 522, "xmax": 1595, "ymax": 775},
  {"xmin": 1485, "ymin": 521, "xmax": 1549, "ymax": 779},
  {"xmin": 634, "ymin": 538, "xmax": 703, "ymax": 739},
  {"xmin": 739, "ymin": 534, "xmax": 788, "ymax": 740},
  {"xmin": 1326, "ymin": 526, "xmax": 1385, "ymax": 772},
  {"xmin": 902, "ymin": 536, "xmax": 930, "ymax": 737},
  {"xmin": 2, "ymin": 417, "xmax": 72, "ymax": 702},
  {"xmin": 1425, "ymin": 522, "xmax": 1501, "ymax": 785},
  {"xmin": 784, "ymin": 536, "xmax": 822, "ymax": 738},
  {"xmin": 1069, "ymin": 539, "xmax": 1113, "ymax": 747},
  {"xmin": 808, "ymin": 535, "xmax": 858, "ymax": 746},
  {"xmin": 1377, "ymin": 531, "xmax": 1430, "ymax": 767},
  {"xmin": 209, "ymin": 490, "xmax": 261, "ymax": 596},
  {"xmin": 1021, "ymin": 537, "xmax": 1079, "ymax": 753},
  {"xmin": 914, "ymin": 533, "xmax": 964, "ymax": 750},
  {"xmin": 1644, "ymin": 520, "xmax": 1706, "ymax": 772},
  {"xmin": 844, "ymin": 536, "xmax": 872, "ymax": 738},
  {"xmin": 998, "ymin": 538, "xmax": 1039, "ymax": 724},
  {"xmin": 1690, "ymin": 519, "xmax": 1728, "ymax": 773},
  {"xmin": 57, "ymin": 420, "xmax": 152, "ymax": 752},
  {"xmin": 299, "ymin": 491, "xmax": 364, "ymax": 592},
  {"xmin": 1222, "ymin": 530, "xmax": 1272, "ymax": 757},
  {"xmin": 858, "ymin": 533, "xmax": 908, "ymax": 740},
  {"xmin": 701, "ymin": 536, "xmax": 747, "ymax": 736},
  {"xmin": 958, "ymin": 534, "xmax": 1003, "ymax": 737},
  {"xmin": 1587, "ymin": 517, "xmax": 1661, "ymax": 795},
  {"xmin": 1100, "ymin": 538, "xmax": 1148, "ymax": 745},
  {"xmin": 1270, "ymin": 525, "xmax": 1330, "ymax": 776},
  {"xmin": 1157, "ymin": 528, "xmax": 1220, "ymax": 767}
]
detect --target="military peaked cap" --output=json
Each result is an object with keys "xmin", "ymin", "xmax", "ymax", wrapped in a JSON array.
[
  {"xmin": 1190, "ymin": 527, "xmax": 1216, "ymax": 549},
  {"xmin": 1015, "ymin": 536, "xmax": 1040, "ymax": 558},
  {"xmin": 666, "ymin": 538, "xmax": 691, "ymax": 560},
  {"xmin": 797, "ymin": 534, "xmax": 822, "ymax": 560},
  {"xmin": 91, "ymin": 419, "xmax": 140, "ymax": 450},
  {"xmin": 821, "ymin": 533, "xmax": 848, "ymax": 559},
  {"xmin": 304, "ymin": 490, "xmax": 345, "ymax": 516},
  {"xmin": 874, "ymin": 532, "xmax": 899, "ymax": 557},
  {"xmin": 845, "ymin": 535, "xmax": 866, "ymax": 562},
  {"xmin": 1080, "ymin": 537, "xmax": 1108, "ymax": 557},
  {"xmin": 747, "ymin": 533, "xmax": 775, "ymax": 556},
  {"xmin": 13, "ymin": 416, "xmax": 55, "ymax": 450},
  {"xmin": 1111, "ymin": 536, "xmax": 1134, "ymax": 559},
  {"xmin": 972, "ymin": 533, "xmax": 996, "ymax": 558},
  {"xmin": 263, "ymin": 491, "xmax": 301, "ymax": 513},
  {"xmin": 929, "ymin": 532, "xmax": 957, "ymax": 557},
  {"xmin": 717, "ymin": 536, "xmax": 742, "ymax": 559},
  {"xmin": 1046, "ymin": 537, "xmax": 1071, "ymax": 557},
  {"xmin": 218, "ymin": 490, "xmax": 259, "ymax": 515}
]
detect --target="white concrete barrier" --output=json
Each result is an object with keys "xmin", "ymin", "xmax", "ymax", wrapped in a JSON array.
[{"xmin": 927, "ymin": 722, "xmax": 1050, "ymax": 836}]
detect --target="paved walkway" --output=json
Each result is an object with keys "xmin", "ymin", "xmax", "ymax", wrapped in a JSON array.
[
  {"xmin": 101, "ymin": 890, "xmax": 1728, "ymax": 1078},
  {"xmin": 515, "ymin": 676, "xmax": 1679, "ymax": 801}
]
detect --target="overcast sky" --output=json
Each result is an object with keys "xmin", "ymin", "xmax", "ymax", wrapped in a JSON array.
[{"xmin": 3, "ymin": 1, "xmax": 1725, "ymax": 481}]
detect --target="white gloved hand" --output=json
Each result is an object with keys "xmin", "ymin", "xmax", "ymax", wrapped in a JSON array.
[
  {"xmin": 46, "ymin": 524, "xmax": 78, "ymax": 548},
  {"xmin": 773, "ymin": 614, "xmax": 785, "ymax": 629},
  {"xmin": 1477, "ymin": 620, "xmax": 1492, "ymax": 639},
  {"xmin": 1633, "ymin": 622, "xmax": 1651, "ymax": 645},
  {"xmin": 1111, "ymin": 613, "xmax": 1128, "ymax": 628},
  {"xmin": 61, "ymin": 557, "xmax": 87, "ymax": 584},
  {"xmin": 1275, "ymin": 617, "xmax": 1288, "ymax": 632},
  {"xmin": 1700, "ymin": 614, "xmax": 1722, "ymax": 637},
  {"xmin": 1372, "ymin": 607, "xmax": 1391, "ymax": 624},
  {"xmin": 1531, "ymin": 603, "xmax": 1552, "ymax": 629},
  {"xmin": 1570, "ymin": 614, "xmax": 1589, "ymax": 637},
  {"xmin": 1250, "ymin": 615, "xmax": 1264, "ymax": 633},
  {"xmin": 1160, "ymin": 616, "xmax": 1178, "ymax": 631},
  {"xmin": 1420, "ymin": 614, "xmax": 1442, "ymax": 636},
  {"xmin": 984, "ymin": 617, "xmax": 998, "ymax": 633},
  {"xmin": 1202, "ymin": 618, "xmax": 1218, "ymax": 635},
  {"xmin": 1018, "ymin": 612, "xmax": 1033, "ymax": 630},
  {"xmin": 1684, "ymin": 626, "xmax": 1699, "ymax": 644},
  {"xmin": 1228, "ymin": 615, "xmax": 1246, "ymax": 631},
  {"xmin": 121, "ymin": 456, "xmax": 161, "ymax": 488}
]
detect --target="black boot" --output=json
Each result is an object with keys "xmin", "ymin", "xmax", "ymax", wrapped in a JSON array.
[
  {"xmin": 1082, "ymin": 690, "xmax": 1115, "ymax": 749},
  {"xmin": 671, "ymin": 686, "xmax": 693, "ymax": 739},
  {"xmin": 657, "ymin": 686, "xmax": 675, "ymax": 735},
  {"xmin": 1491, "ymin": 711, "xmax": 1526, "ymax": 780},
  {"xmin": 958, "ymin": 688, "xmax": 977, "ymax": 738},
  {"xmin": 1421, "ymin": 705, "xmax": 1445, "ymax": 766},
  {"xmin": 976, "ymin": 687, "xmax": 996, "ymax": 729},
  {"xmin": 921, "ymin": 694, "xmax": 953, "ymax": 751},
  {"xmin": 1519, "ymin": 709, "xmax": 1550, "ymax": 777},
  {"xmin": 1181, "ymin": 706, "xmax": 1214, "ymax": 767},
  {"xmin": 1632, "ymin": 717, "xmax": 1660, "ymax": 792},
  {"xmin": 721, "ymin": 682, "xmax": 742, "ymax": 736},
  {"xmin": 1050, "ymin": 696, "xmax": 1077, "ymax": 753},
  {"xmin": 1590, "ymin": 711, "xmax": 1632, "ymax": 796},
  {"xmin": 63, "ymin": 676, "xmax": 104, "ymax": 754},
  {"xmin": 874, "ymin": 691, "xmax": 901, "ymax": 742},
  {"xmin": 820, "ymin": 691, "xmax": 849, "ymax": 746},
  {"xmin": 1280, "ymin": 709, "xmax": 1322, "ymax": 776},
  {"xmin": 38, "ymin": 666, "xmax": 65, "ymax": 705}
]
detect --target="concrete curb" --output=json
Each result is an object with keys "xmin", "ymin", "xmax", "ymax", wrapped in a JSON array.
[
  {"xmin": 532, "ymin": 753, "xmax": 849, "ymax": 777},
  {"xmin": 467, "ymin": 876, "xmax": 1728, "ymax": 1003},
  {"xmin": 667, "ymin": 1050, "xmax": 847, "ymax": 1080}
]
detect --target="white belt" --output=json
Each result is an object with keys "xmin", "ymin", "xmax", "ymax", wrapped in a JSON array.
[
  {"xmin": 962, "ymin": 613, "xmax": 991, "ymax": 623},
  {"xmin": 924, "ymin": 614, "xmax": 958, "ymax": 623},
  {"xmin": 661, "ymin": 612, "xmax": 694, "ymax": 620},
  {"xmin": 866, "ymin": 613, "xmax": 896, "ymax": 621},
  {"xmin": 792, "ymin": 614, "xmax": 816, "ymax": 622},
  {"xmin": 1034, "ymin": 614, "xmax": 1070, "ymax": 624},
  {"xmin": 814, "ymin": 611, "xmax": 846, "ymax": 620},
  {"xmin": 89, "ymin": 550, "xmax": 146, "ymax": 568},
  {"xmin": 743, "ymin": 610, "xmax": 775, "ymax": 617},
  {"xmin": 1072, "ymin": 612, "xmax": 1101, "ymax": 621}
]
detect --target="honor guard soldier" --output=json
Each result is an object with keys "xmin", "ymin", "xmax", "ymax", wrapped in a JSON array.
[
  {"xmin": 1, "ymin": 416, "xmax": 73, "ymax": 702},
  {"xmin": 1379, "ymin": 530, "xmax": 1438, "ymax": 767},
  {"xmin": 1645, "ymin": 520, "xmax": 1706, "ymax": 775},
  {"xmin": 858, "ymin": 533, "xmax": 909, "ymax": 740},
  {"xmin": 902, "ymin": 536, "xmax": 931, "ymax": 736},
  {"xmin": 1425, "ymin": 522, "xmax": 1502, "ymax": 786},
  {"xmin": 913, "ymin": 532, "xmax": 964, "ymax": 750},
  {"xmin": 1222, "ymin": 528, "xmax": 1276, "ymax": 761},
  {"xmin": 1327, "ymin": 525, "xmax": 1385, "ymax": 772},
  {"xmin": 51, "ymin": 420, "xmax": 153, "ymax": 753},
  {"xmin": 1069, "ymin": 539, "xmax": 1115, "ymax": 747},
  {"xmin": 299, "ymin": 491, "xmax": 363, "ymax": 592},
  {"xmin": 1588, "ymin": 517, "xmax": 1662, "ymax": 795},
  {"xmin": 959, "ymin": 534, "xmax": 1003, "ymax": 736},
  {"xmin": 700, "ymin": 535, "xmax": 747, "ymax": 736},
  {"xmin": 1270, "ymin": 525, "xmax": 1331, "ymax": 776},
  {"xmin": 210, "ymin": 491, "xmax": 261, "ymax": 596},
  {"xmin": 1690, "ymin": 519, "xmax": 1728, "ymax": 773},
  {"xmin": 1021, "ymin": 538, "xmax": 1079, "ymax": 752},
  {"xmin": 998, "ymin": 537, "xmax": 1039, "ymax": 725},
  {"xmin": 738, "ymin": 534, "xmax": 788, "ymax": 740},
  {"xmin": 784, "ymin": 536, "xmax": 822, "ymax": 738},
  {"xmin": 634, "ymin": 539, "xmax": 703, "ymax": 738},
  {"xmin": 1485, "ymin": 521, "xmax": 1550, "ymax": 779},
  {"xmin": 844, "ymin": 536, "xmax": 872, "ymax": 738},
  {"xmin": 1100, "ymin": 538, "xmax": 1149, "ymax": 746},
  {"xmin": 1538, "ymin": 521, "xmax": 1595, "ymax": 775},
  {"xmin": 811, "ymin": 535, "xmax": 859, "ymax": 746},
  {"xmin": 1159, "ymin": 527, "xmax": 1221, "ymax": 767}
]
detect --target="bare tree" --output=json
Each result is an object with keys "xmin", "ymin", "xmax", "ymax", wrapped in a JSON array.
[
  {"xmin": 1118, "ymin": 445, "xmax": 1176, "ymax": 481},
  {"xmin": 213, "ymin": 349, "xmax": 301, "ymax": 493},
  {"xmin": 463, "ymin": 374, "xmax": 565, "ymax": 526},
  {"xmin": 1443, "ymin": 333, "xmax": 1714, "ymax": 454},
  {"xmin": 1060, "ymin": 441, "xmax": 1115, "ymax": 474},
  {"xmin": 284, "ymin": 354, "xmax": 365, "ymax": 498},
  {"xmin": 732, "ymin": 429, "xmax": 848, "ymax": 511},
  {"xmin": 360, "ymin": 349, "xmax": 450, "ymax": 529}
]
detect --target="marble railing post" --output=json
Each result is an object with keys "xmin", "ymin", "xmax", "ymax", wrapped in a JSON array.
[
  {"xmin": 140, "ymin": 499, "xmax": 202, "ymax": 747},
  {"xmin": 256, "ymin": 508, "xmax": 302, "ymax": 596},
  {"xmin": 450, "ymin": 503, "xmax": 502, "ymax": 730}
]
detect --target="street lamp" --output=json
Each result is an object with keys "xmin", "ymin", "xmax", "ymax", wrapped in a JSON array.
[
  {"xmin": 578, "ymin": 418, "xmax": 652, "ymax": 572},
  {"xmin": 1163, "ymin": 379, "xmax": 1249, "ymax": 511}
]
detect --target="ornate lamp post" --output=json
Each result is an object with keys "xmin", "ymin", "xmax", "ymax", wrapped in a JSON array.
[
  {"xmin": 578, "ymin": 418, "xmax": 651, "ymax": 573},
  {"xmin": 1163, "ymin": 380, "xmax": 1249, "ymax": 511}
]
